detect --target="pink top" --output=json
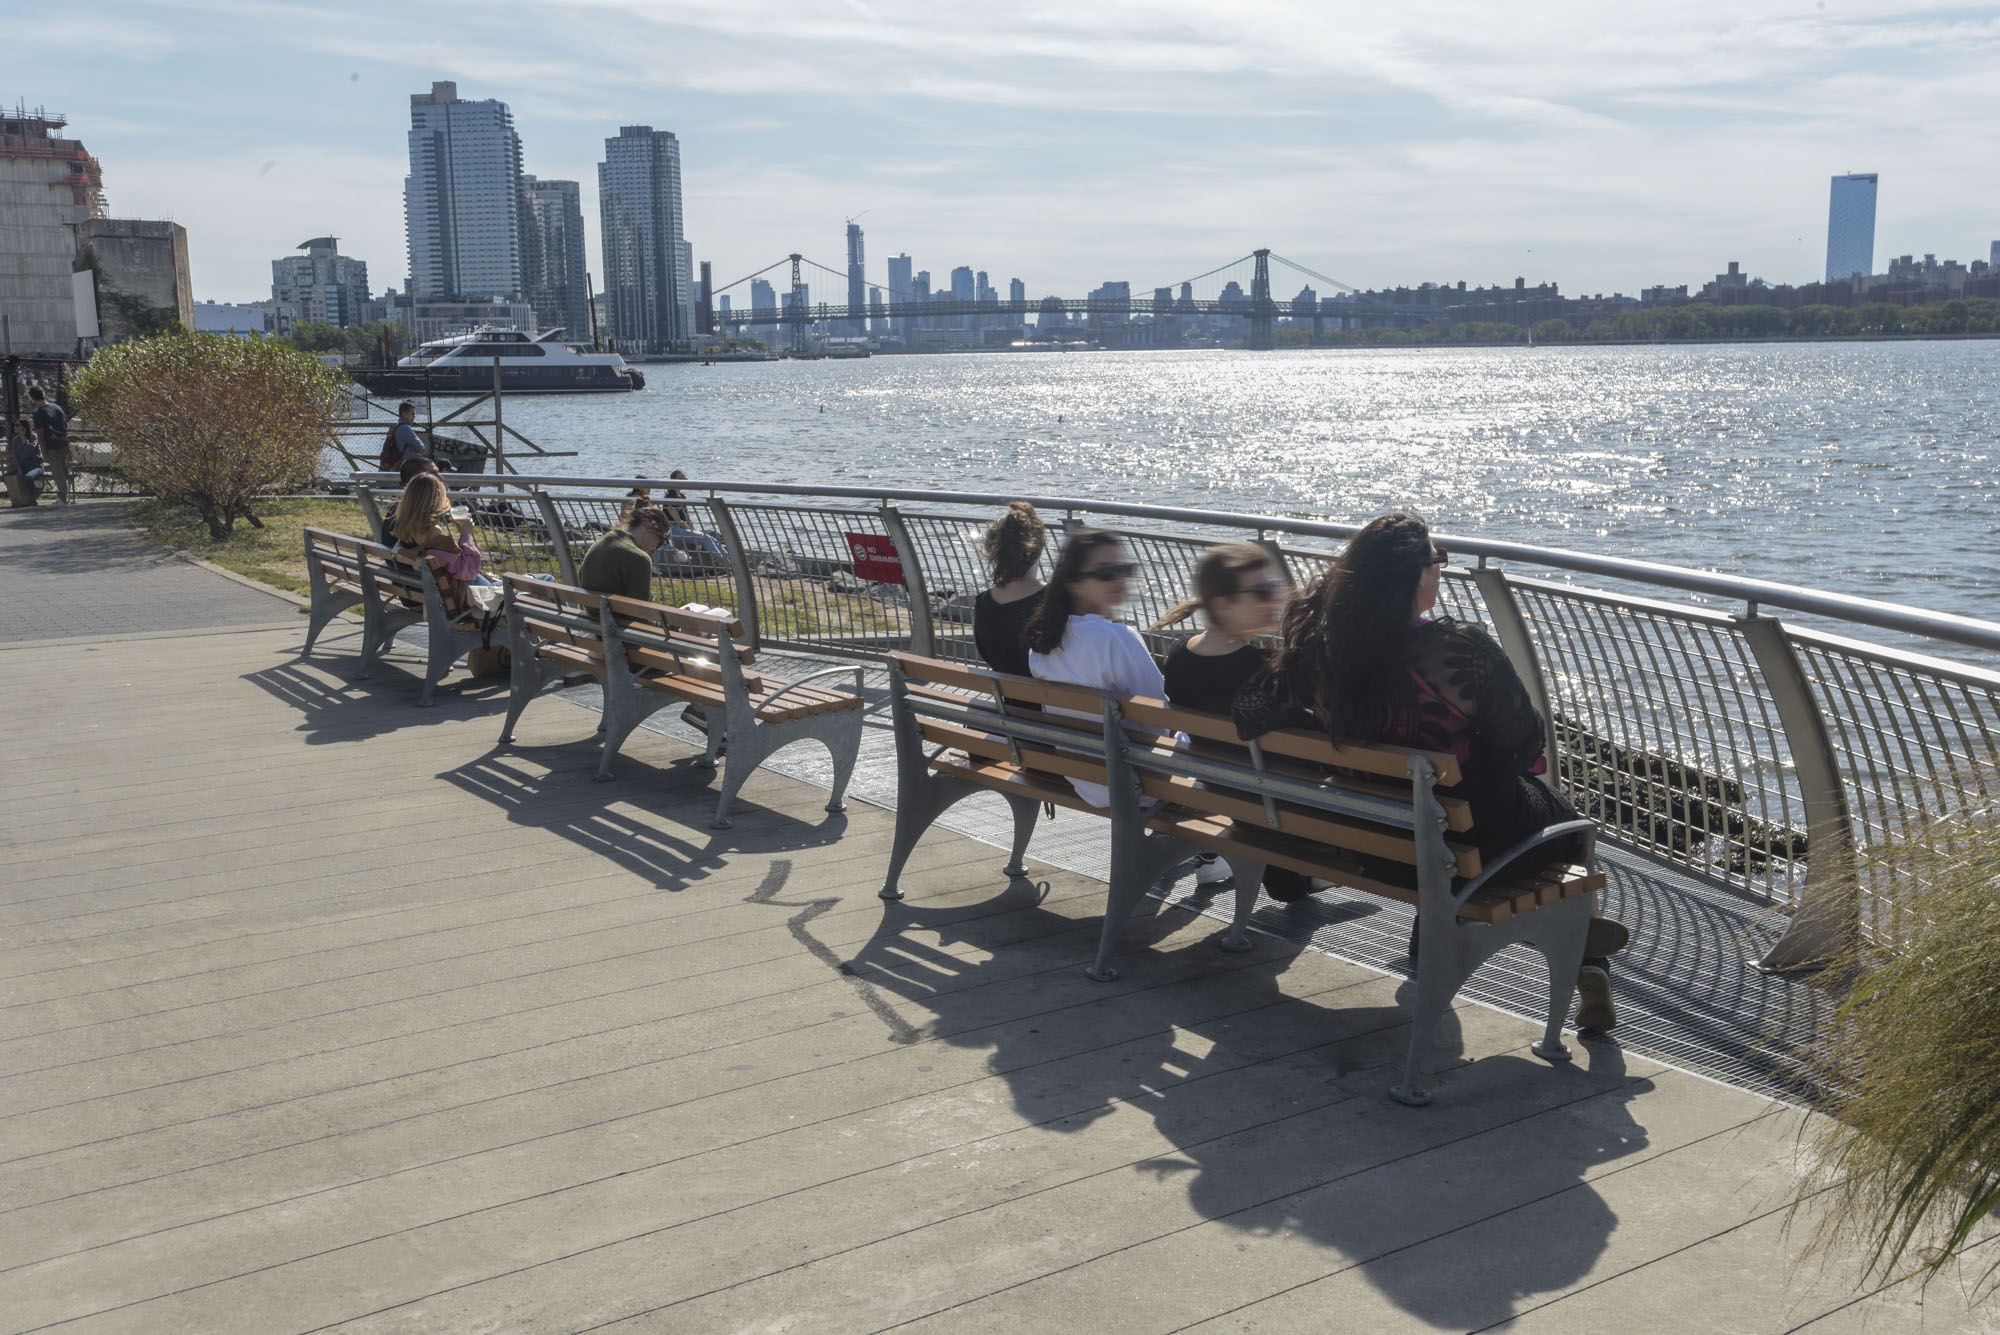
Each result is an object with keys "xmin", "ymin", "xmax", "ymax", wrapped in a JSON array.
[{"xmin": 429, "ymin": 535, "xmax": 483, "ymax": 582}]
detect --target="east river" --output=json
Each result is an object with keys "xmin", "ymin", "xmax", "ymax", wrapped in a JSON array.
[{"xmin": 464, "ymin": 341, "xmax": 1998, "ymax": 627}]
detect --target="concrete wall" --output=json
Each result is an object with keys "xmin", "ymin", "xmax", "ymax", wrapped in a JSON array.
[
  {"xmin": 83, "ymin": 218, "xmax": 194, "ymax": 342},
  {"xmin": 0, "ymin": 157, "xmax": 85, "ymax": 355}
]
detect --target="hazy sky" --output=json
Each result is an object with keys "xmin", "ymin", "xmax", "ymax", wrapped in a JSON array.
[{"xmin": 38, "ymin": 1, "xmax": 2000, "ymax": 305}]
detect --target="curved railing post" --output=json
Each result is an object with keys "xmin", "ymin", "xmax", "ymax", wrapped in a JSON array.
[
  {"xmin": 706, "ymin": 496, "xmax": 761, "ymax": 650},
  {"xmin": 529, "ymin": 490, "xmax": 577, "ymax": 585},
  {"xmin": 1470, "ymin": 564, "xmax": 1561, "ymax": 784},
  {"xmin": 878, "ymin": 503, "xmax": 934, "ymax": 657},
  {"xmin": 354, "ymin": 484, "xmax": 385, "ymax": 540},
  {"xmin": 1735, "ymin": 612, "xmax": 1858, "ymax": 972}
]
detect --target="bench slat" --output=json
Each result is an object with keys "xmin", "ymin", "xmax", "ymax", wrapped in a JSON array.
[
  {"xmin": 891, "ymin": 654, "xmax": 1114, "ymax": 718},
  {"xmin": 1117, "ymin": 697, "xmax": 1461, "ymax": 787},
  {"xmin": 931, "ymin": 751, "xmax": 1104, "ymax": 815},
  {"xmin": 1136, "ymin": 773, "xmax": 1480, "ymax": 876}
]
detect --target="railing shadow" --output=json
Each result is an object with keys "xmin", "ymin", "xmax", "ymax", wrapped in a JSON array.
[{"xmin": 767, "ymin": 872, "xmax": 1645, "ymax": 1326}]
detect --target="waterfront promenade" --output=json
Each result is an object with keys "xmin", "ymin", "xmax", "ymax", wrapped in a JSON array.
[{"xmin": 1, "ymin": 502, "xmax": 1992, "ymax": 1333}]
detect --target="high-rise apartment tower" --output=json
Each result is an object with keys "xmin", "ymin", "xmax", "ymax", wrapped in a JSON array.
[
  {"xmin": 405, "ymin": 82, "xmax": 524, "ymax": 301},
  {"xmin": 598, "ymin": 125, "xmax": 693, "ymax": 351},
  {"xmin": 1825, "ymin": 173, "xmax": 1878, "ymax": 283},
  {"xmin": 519, "ymin": 175, "xmax": 589, "ymax": 339},
  {"xmin": 271, "ymin": 236, "xmax": 370, "ymax": 331},
  {"xmin": 844, "ymin": 222, "xmax": 866, "ymax": 337}
]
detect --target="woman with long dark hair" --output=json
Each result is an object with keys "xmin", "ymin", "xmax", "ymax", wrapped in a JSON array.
[
  {"xmin": 1025, "ymin": 529, "xmax": 1165, "ymax": 807},
  {"xmin": 972, "ymin": 501, "xmax": 1047, "ymax": 677},
  {"xmin": 1242, "ymin": 512, "xmax": 1627, "ymax": 1030}
]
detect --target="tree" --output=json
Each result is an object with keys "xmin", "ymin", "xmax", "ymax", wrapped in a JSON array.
[{"xmin": 73, "ymin": 331, "xmax": 346, "ymax": 539}]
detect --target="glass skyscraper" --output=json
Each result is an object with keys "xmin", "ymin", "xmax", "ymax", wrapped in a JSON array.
[
  {"xmin": 598, "ymin": 125, "xmax": 694, "ymax": 351},
  {"xmin": 405, "ymin": 82, "xmax": 525, "ymax": 301},
  {"xmin": 1825, "ymin": 173, "xmax": 1878, "ymax": 283},
  {"xmin": 519, "ymin": 175, "xmax": 589, "ymax": 340}
]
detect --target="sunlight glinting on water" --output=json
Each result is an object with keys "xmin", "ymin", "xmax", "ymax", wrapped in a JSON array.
[{"xmin": 476, "ymin": 341, "xmax": 1999, "ymax": 621}]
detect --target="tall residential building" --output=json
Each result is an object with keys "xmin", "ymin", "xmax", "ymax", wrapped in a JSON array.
[
  {"xmin": 844, "ymin": 222, "xmax": 866, "ymax": 336},
  {"xmin": 405, "ymin": 82, "xmax": 524, "ymax": 301},
  {"xmin": 869, "ymin": 285, "xmax": 885, "ymax": 336},
  {"xmin": 519, "ymin": 175, "xmax": 589, "ymax": 339},
  {"xmin": 696, "ymin": 259, "xmax": 714, "ymax": 336},
  {"xmin": 0, "ymin": 107, "xmax": 103, "ymax": 355},
  {"xmin": 1009, "ymin": 277, "xmax": 1025, "ymax": 305},
  {"xmin": 1825, "ymin": 173, "xmax": 1878, "ymax": 283},
  {"xmin": 750, "ymin": 277, "xmax": 776, "ymax": 313},
  {"xmin": 885, "ymin": 253, "xmax": 914, "ymax": 341},
  {"xmin": 598, "ymin": 125, "xmax": 693, "ymax": 351},
  {"xmin": 270, "ymin": 236, "xmax": 370, "ymax": 331},
  {"xmin": 950, "ymin": 265, "xmax": 974, "ymax": 330},
  {"xmin": 1990, "ymin": 240, "xmax": 1999, "ymax": 266}
]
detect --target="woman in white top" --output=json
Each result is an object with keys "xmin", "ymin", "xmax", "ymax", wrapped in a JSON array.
[{"xmin": 1024, "ymin": 529, "xmax": 1164, "ymax": 806}]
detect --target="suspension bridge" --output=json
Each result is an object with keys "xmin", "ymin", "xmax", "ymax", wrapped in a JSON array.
[{"xmin": 705, "ymin": 249, "xmax": 1371, "ymax": 350}]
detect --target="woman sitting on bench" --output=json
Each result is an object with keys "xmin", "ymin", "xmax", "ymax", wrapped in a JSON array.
[
  {"xmin": 973, "ymin": 501, "xmax": 1047, "ymax": 678},
  {"xmin": 1238, "ymin": 512, "xmax": 1627, "ymax": 1031},
  {"xmin": 389, "ymin": 472, "xmax": 493, "ymax": 617},
  {"xmin": 1024, "ymin": 528, "xmax": 1168, "ymax": 807}
]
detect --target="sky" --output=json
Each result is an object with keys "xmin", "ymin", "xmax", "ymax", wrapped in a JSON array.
[{"xmin": 34, "ymin": 0, "xmax": 2000, "ymax": 306}]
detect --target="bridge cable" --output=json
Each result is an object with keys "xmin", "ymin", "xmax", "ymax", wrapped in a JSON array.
[
  {"xmin": 709, "ymin": 257, "xmax": 795, "ymax": 295},
  {"xmin": 1164, "ymin": 253, "xmax": 1258, "ymax": 292}
]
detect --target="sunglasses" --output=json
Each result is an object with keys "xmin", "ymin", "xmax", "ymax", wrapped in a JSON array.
[
  {"xmin": 1080, "ymin": 562, "xmax": 1137, "ymax": 581},
  {"xmin": 1237, "ymin": 579, "xmax": 1287, "ymax": 601},
  {"xmin": 1425, "ymin": 550, "xmax": 1449, "ymax": 567}
]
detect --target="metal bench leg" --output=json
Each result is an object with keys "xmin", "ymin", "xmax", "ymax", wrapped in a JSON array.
[
  {"xmin": 880, "ymin": 772, "xmax": 983, "ymax": 900},
  {"xmin": 1001, "ymin": 794, "xmax": 1039, "ymax": 877},
  {"xmin": 1088, "ymin": 828, "xmax": 1191, "ymax": 982},
  {"xmin": 302, "ymin": 590, "xmax": 355, "ymax": 655},
  {"xmin": 1390, "ymin": 943, "xmax": 1458, "ymax": 1107},
  {"xmin": 499, "ymin": 646, "xmax": 558, "ymax": 745},
  {"xmin": 1528, "ymin": 897, "xmax": 1591, "ymax": 1063},
  {"xmin": 820, "ymin": 714, "xmax": 861, "ymax": 814}
]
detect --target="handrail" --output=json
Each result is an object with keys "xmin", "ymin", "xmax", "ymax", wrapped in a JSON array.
[{"xmin": 358, "ymin": 470, "xmax": 2000, "ymax": 655}]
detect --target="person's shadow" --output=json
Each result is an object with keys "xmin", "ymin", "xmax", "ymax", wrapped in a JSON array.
[{"xmin": 800, "ymin": 865, "xmax": 1643, "ymax": 1327}]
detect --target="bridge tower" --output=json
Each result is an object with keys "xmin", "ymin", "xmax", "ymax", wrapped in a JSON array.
[
  {"xmin": 1249, "ymin": 248, "xmax": 1275, "ymax": 351},
  {"xmin": 787, "ymin": 253, "xmax": 808, "ymax": 353}
]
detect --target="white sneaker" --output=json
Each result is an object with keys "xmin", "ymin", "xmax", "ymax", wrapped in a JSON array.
[{"xmin": 1194, "ymin": 856, "xmax": 1233, "ymax": 886}]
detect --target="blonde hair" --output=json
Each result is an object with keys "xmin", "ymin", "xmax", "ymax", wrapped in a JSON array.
[
  {"xmin": 1152, "ymin": 542, "xmax": 1276, "ymax": 629},
  {"xmin": 392, "ymin": 473, "xmax": 451, "ymax": 546}
]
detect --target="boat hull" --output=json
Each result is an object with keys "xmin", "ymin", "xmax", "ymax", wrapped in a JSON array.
[{"xmin": 354, "ymin": 365, "xmax": 644, "ymax": 396}]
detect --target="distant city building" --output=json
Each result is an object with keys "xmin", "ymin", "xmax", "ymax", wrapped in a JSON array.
[
  {"xmin": 0, "ymin": 106, "xmax": 104, "ymax": 354},
  {"xmin": 598, "ymin": 125, "xmax": 694, "ymax": 351},
  {"xmin": 886, "ymin": 253, "xmax": 914, "ymax": 341},
  {"xmin": 750, "ymin": 278, "xmax": 776, "ymax": 313},
  {"xmin": 844, "ymin": 222, "xmax": 866, "ymax": 337},
  {"xmin": 1991, "ymin": 240, "xmax": 1999, "ymax": 267},
  {"xmin": 1825, "ymin": 172, "xmax": 1878, "ymax": 283},
  {"xmin": 405, "ymin": 82, "xmax": 525, "ymax": 301},
  {"xmin": 869, "ymin": 285, "xmax": 885, "ymax": 336},
  {"xmin": 1009, "ymin": 277, "xmax": 1025, "ymax": 305},
  {"xmin": 696, "ymin": 259, "xmax": 714, "ymax": 336},
  {"xmin": 83, "ymin": 218, "xmax": 193, "ymax": 342},
  {"xmin": 519, "ymin": 175, "xmax": 589, "ymax": 339},
  {"xmin": 193, "ymin": 301, "xmax": 269, "ymax": 337},
  {"xmin": 913, "ymin": 270, "xmax": 932, "ymax": 334},
  {"xmin": 270, "ymin": 236, "xmax": 370, "ymax": 332}
]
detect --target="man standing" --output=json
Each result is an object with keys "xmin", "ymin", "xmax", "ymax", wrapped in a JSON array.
[
  {"xmin": 28, "ymin": 388, "xmax": 70, "ymax": 505},
  {"xmin": 380, "ymin": 401, "xmax": 428, "ymax": 470}
]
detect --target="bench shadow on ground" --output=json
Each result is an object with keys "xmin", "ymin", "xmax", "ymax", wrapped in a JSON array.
[
  {"xmin": 242, "ymin": 643, "xmax": 514, "ymax": 743},
  {"xmin": 772, "ymin": 851, "xmax": 1649, "ymax": 1329},
  {"xmin": 438, "ymin": 740, "xmax": 852, "ymax": 895}
]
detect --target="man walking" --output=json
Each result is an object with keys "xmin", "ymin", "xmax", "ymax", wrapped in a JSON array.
[{"xmin": 28, "ymin": 388, "xmax": 71, "ymax": 505}]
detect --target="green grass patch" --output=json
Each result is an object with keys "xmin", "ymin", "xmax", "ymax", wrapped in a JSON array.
[{"xmin": 131, "ymin": 496, "xmax": 372, "ymax": 597}]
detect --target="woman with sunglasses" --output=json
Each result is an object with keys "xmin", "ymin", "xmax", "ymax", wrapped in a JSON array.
[
  {"xmin": 1154, "ymin": 542, "xmax": 1315, "ymax": 900},
  {"xmin": 1024, "ymin": 529, "xmax": 1164, "ymax": 807},
  {"xmin": 1239, "ymin": 512, "xmax": 1627, "ymax": 1030}
]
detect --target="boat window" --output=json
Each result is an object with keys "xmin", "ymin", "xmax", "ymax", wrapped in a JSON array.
[{"xmin": 462, "ymin": 343, "xmax": 546, "ymax": 357}]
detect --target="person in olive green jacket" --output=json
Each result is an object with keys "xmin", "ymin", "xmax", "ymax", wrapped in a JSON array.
[{"xmin": 578, "ymin": 503, "xmax": 668, "ymax": 600}]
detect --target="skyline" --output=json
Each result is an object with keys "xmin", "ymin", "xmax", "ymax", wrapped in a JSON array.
[{"xmin": 31, "ymin": 1, "xmax": 2000, "ymax": 306}]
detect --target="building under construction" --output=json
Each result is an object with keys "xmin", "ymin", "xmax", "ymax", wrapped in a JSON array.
[{"xmin": 0, "ymin": 105, "xmax": 103, "ymax": 356}]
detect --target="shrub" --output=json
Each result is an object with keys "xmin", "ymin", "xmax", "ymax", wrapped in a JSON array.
[
  {"xmin": 72, "ymin": 330, "xmax": 346, "ymax": 539},
  {"xmin": 1793, "ymin": 802, "xmax": 2000, "ymax": 1298}
]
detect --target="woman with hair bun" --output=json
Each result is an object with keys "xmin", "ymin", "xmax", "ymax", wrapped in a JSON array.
[{"xmin": 972, "ymin": 501, "xmax": 1048, "ymax": 677}]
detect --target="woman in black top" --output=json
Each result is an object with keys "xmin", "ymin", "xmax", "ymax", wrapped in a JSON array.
[
  {"xmin": 971, "ymin": 501, "xmax": 1047, "ymax": 676},
  {"xmin": 1153, "ymin": 543, "xmax": 1312, "ymax": 900}
]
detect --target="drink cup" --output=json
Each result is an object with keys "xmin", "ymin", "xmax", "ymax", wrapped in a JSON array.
[{"xmin": 449, "ymin": 505, "xmax": 470, "ymax": 521}]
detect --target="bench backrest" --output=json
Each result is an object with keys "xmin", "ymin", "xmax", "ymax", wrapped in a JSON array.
[
  {"xmin": 887, "ymin": 651, "xmax": 1481, "ymax": 879},
  {"xmin": 504, "ymin": 574, "xmax": 755, "ymax": 687},
  {"xmin": 503, "ymin": 573, "xmax": 610, "ymax": 664},
  {"xmin": 304, "ymin": 526, "xmax": 407, "ymax": 596}
]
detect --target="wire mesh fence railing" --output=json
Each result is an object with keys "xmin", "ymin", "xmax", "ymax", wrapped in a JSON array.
[{"xmin": 352, "ymin": 471, "xmax": 2000, "ymax": 967}]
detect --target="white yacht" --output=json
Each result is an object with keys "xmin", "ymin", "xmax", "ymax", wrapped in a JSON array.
[{"xmin": 356, "ymin": 329, "xmax": 645, "ymax": 395}]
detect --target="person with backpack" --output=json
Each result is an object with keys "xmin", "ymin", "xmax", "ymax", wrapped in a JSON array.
[
  {"xmin": 378, "ymin": 401, "xmax": 428, "ymax": 471},
  {"xmin": 27, "ymin": 387, "xmax": 70, "ymax": 505}
]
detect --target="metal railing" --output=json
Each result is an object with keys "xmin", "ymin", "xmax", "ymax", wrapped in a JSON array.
[{"xmin": 354, "ymin": 471, "xmax": 2000, "ymax": 971}]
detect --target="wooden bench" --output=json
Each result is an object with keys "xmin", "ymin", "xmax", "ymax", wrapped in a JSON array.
[
  {"xmin": 301, "ymin": 527, "xmax": 422, "ymax": 680},
  {"xmin": 498, "ymin": 573, "xmax": 867, "ymax": 829},
  {"xmin": 879, "ymin": 652, "xmax": 1606, "ymax": 1106}
]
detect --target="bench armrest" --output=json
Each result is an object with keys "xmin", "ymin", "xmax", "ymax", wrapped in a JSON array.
[
  {"xmin": 1449, "ymin": 818, "xmax": 1598, "ymax": 905},
  {"xmin": 755, "ymin": 664, "xmax": 866, "ymax": 719}
]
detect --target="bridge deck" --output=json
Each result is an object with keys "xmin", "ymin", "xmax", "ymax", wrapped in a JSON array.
[{"xmin": 1, "ymin": 502, "xmax": 1991, "ymax": 1333}]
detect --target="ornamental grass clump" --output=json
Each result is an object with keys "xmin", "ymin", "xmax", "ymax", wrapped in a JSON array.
[
  {"xmin": 72, "ymin": 331, "xmax": 346, "ymax": 539},
  {"xmin": 1794, "ymin": 802, "xmax": 2000, "ymax": 1297}
]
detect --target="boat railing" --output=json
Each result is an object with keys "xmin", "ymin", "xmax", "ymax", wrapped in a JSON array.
[{"xmin": 355, "ymin": 471, "xmax": 2000, "ymax": 971}]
